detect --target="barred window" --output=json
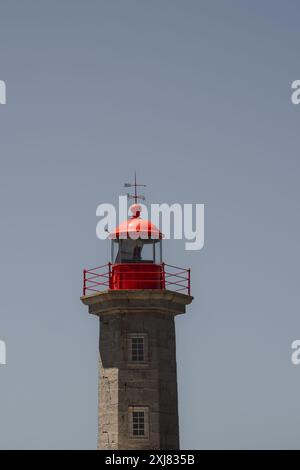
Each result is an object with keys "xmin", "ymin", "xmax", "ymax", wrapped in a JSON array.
[
  {"xmin": 127, "ymin": 333, "xmax": 148, "ymax": 364},
  {"xmin": 132, "ymin": 411, "xmax": 145, "ymax": 436},
  {"xmin": 128, "ymin": 406, "xmax": 149, "ymax": 439},
  {"xmin": 131, "ymin": 336, "xmax": 144, "ymax": 362}
]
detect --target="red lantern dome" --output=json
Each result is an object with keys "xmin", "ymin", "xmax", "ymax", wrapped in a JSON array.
[{"xmin": 109, "ymin": 204, "xmax": 163, "ymax": 240}]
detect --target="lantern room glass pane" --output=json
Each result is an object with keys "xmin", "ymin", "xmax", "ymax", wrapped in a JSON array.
[{"xmin": 112, "ymin": 239, "xmax": 162, "ymax": 264}]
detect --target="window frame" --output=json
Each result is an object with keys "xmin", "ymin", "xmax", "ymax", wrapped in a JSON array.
[
  {"xmin": 128, "ymin": 406, "xmax": 149, "ymax": 440},
  {"xmin": 127, "ymin": 333, "xmax": 148, "ymax": 364}
]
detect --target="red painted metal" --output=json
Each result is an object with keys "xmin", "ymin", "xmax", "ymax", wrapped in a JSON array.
[
  {"xmin": 161, "ymin": 262, "xmax": 166, "ymax": 289},
  {"xmin": 82, "ymin": 262, "xmax": 191, "ymax": 296},
  {"xmin": 83, "ymin": 263, "xmax": 111, "ymax": 296},
  {"xmin": 111, "ymin": 263, "xmax": 163, "ymax": 290},
  {"xmin": 109, "ymin": 217, "xmax": 163, "ymax": 240}
]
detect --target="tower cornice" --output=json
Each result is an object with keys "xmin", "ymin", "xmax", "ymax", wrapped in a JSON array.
[{"xmin": 81, "ymin": 289, "xmax": 193, "ymax": 317}]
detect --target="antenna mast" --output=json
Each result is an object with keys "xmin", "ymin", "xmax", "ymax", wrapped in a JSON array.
[{"xmin": 124, "ymin": 172, "xmax": 146, "ymax": 203}]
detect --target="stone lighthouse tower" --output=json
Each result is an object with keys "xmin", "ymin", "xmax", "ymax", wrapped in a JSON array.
[{"xmin": 81, "ymin": 179, "xmax": 193, "ymax": 450}]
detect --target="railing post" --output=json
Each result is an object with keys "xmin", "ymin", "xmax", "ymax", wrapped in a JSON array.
[
  {"xmin": 83, "ymin": 269, "xmax": 86, "ymax": 296},
  {"xmin": 108, "ymin": 262, "xmax": 112, "ymax": 289},
  {"xmin": 188, "ymin": 268, "xmax": 191, "ymax": 296},
  {"xmin": 161, "ymin": 262, "xmax": 166, "ymax": 289}
]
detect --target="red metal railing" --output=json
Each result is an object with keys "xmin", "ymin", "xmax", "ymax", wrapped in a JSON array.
[
  {"xmin": 83, "ymin": 263, "xmax": 111, "ymax": 294},
  {"xmin": 162, "ymin": 263, "xmax": 191, "ymax": 295},
  {"xmin": 82, "ymin": 262, "xmax": 191, "ymax": 296}
]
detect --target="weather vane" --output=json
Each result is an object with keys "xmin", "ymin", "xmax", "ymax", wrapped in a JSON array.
[{"xmin": 124, "ymin": 172, "xmax": 146, "ymax": 204}]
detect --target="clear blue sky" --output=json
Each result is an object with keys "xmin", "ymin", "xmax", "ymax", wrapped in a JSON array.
[{"xmin": 0, "ymin": 0, "xmax": 300, "ymax": 449}]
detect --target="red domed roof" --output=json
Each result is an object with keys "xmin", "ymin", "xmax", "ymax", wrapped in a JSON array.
[
  {"xmin": 109, "ymin": 205, "xmax": 163, "ymax": 240},
  {"xmin": 109, "ymin": 217, "xmax": 163, "ymax": 240}
]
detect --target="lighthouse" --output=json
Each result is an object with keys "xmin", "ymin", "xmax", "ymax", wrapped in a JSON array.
[{"xmin": 81, "ymin": 178, "xmax": 193, "ymax": 450}]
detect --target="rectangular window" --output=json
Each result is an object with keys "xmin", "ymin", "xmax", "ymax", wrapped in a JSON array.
[
  {"xmin": 132, "ymin": 411, "xmax": 145, "ymax": 436},
  {"xmin": 127, "ymin": 333, "xmax": 148, "ymax": 363},
  {"xmin": 131, "ymin": 336, "xmax": 144, "ymax": 362},
  {"xmin": 128, "ymin": 406, "xmax": 149, "ymax": 439}
]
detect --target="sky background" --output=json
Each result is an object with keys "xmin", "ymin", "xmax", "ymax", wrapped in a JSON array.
[{"xmin": 1, "ymin": 0, "xmax": 300, "ymax": 449}]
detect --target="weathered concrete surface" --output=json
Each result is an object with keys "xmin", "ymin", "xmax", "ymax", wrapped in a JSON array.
[
  {"xmin": 81, "ymin": 289, "xmax": 193, "ymax": 316},
  {"xmin": 81, "ymin": 290, "xmax": 193, "ymax": 450}
]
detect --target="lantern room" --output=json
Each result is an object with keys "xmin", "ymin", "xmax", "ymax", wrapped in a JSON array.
[
  {"xmin": 109, "ymin": 204, "xmax": 164, "ymax": 290},
  {"xmin": 110, "ymin": 204, "xmax": 163, "ymax": 263},
  {"xmin": 82, "ymin": 175, "xmax": 191, "ymax": 297}
]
